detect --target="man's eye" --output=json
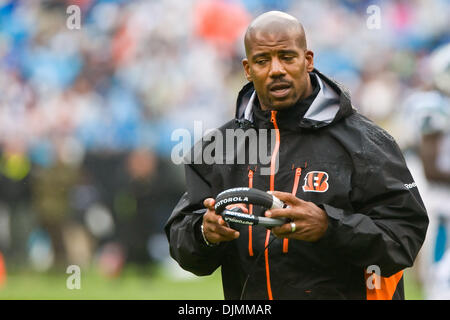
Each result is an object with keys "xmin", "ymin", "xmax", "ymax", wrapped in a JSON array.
[
  {"xmin": 255, "ymin": 59, "xmax": 268, "ymax": 65},
  {"xmin": 282, "ymin": 56, "xmax": 294, "ymax": 61}
]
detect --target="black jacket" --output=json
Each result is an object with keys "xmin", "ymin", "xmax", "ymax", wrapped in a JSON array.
[{"xmin": 165, "ymin": 69, "xmax": 429, "ymax": 300}]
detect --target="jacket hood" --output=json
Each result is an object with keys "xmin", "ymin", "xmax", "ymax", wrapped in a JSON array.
[{"xmin": 234, "ymin": 69, "xmax": 355, "ymax": 130}]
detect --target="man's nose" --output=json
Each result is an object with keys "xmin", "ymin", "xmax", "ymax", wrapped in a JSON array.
[{"xmin": 269, "ymin": 58, "xmax": 286, "ymax": 78}]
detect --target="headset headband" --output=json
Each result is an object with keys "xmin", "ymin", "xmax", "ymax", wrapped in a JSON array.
[{"xmin": 215, "ymin": 187, "xmax": 287, "ymax": 228}]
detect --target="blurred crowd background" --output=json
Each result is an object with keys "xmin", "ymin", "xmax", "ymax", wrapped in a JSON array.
[{"xmin": 0, "ymin": 0, "xmax": 449, "ymax": 298}]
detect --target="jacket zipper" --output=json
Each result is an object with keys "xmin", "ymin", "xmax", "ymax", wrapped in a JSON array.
[
  {"xmin": 283, "ymin": 167, "xmax": 302, "ymax": 253},
  {"xmin": 264, "ymin": 110, "xmax": 280, "ymax": 300},
  {"xmin": 269, "ymin": 111, "xmax": 280, "ymax": 191},
  {"xmin": 248, "ymin": 169, "xmax": 254, "ymax": 257}
]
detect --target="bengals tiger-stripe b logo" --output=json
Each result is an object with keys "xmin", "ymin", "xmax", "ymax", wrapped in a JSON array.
[{"xmin": 302, "ymin": 171, "xmax": 329, "ymax": 193}]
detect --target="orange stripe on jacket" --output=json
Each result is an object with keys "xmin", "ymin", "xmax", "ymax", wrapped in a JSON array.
[
  {"xmin": 248, "ymin": 170, "xmax": 254, "ymax": 257},
  {"xmin": 365, "ymin": 269, "xmax": 404, "ymax": 300},
  {"xmin": 264, "ymin": 229, "xmax": 273, "ymax": 300},
  {"xmin": 265, "ymin": 111, "xmax": 280, "ymax": 300},
  {"xmin": 283, "ymin": 168, "xmax": 302, "ymax": 253}
]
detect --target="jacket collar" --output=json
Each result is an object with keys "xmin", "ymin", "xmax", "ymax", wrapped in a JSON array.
[{"xmin": 235, "ymin": 69, "xmax": 355, "ymax": 130}]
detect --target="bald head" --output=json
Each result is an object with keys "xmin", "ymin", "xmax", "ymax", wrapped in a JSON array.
[
  {"xmin": 244, "ymin": 11, "xmax": 307, "ymax": 57},
  {"xmin": 241, "ymin": 11, "xmax": 314, "ymax": 111}
]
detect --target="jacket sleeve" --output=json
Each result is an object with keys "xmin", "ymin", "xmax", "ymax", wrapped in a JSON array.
[
  {"xmin": 318, "ymin": 129, "xmax": 429, "ymax": 277},
  {"xmin": 164, "ymin": 163, "xmax": 228, "ymax": 276}
]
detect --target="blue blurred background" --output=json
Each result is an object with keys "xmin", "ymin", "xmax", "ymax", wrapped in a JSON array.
[{"xmin": 0, "ymin": 0, "xmax": 449, "ymax": 299}]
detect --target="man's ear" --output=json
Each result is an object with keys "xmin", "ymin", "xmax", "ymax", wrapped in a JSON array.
[
  {"xmin": 242, "ymin": 59, "xmax": 252, "ymax": 82},
  {"xmin": 305, "ymin": 50, "xmax": 314, "ymax": 72}
]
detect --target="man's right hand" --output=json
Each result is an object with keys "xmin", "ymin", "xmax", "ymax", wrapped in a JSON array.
[{"xmin": 202, "ymin": 198, "xmax": 241, "ymax": 245}]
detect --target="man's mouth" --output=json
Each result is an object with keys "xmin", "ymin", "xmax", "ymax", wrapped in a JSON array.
[{"xmin": 269, "ymin": 83, "xmax": 292, "ymax": 98}]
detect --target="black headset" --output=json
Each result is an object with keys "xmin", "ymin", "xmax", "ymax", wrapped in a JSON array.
[{"xmin": 214, "ymin": 187, "xmax": 288, "ymax": 228}]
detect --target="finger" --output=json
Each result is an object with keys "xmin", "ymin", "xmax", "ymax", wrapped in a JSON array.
[
  {"xmin": 218, "ymin": 216, "xmax": 230, "ymax": 227},
  {"xmin": 207, "ymin": 232, "xmax": 239, "ymax": 243},
  {"xmin": 204, "ymin": 208, "xmax": 231, "ymax": 226},
  {"xmin": 206, "ymin": 223, "xmax": 239, "ymax": 240},
  {"xmin": 272, "ymin": 221, "xmax": 298, "ymax": 237},
  {"xmin": 226, "ymin": 203, "xmax": 249, "ymax": 214},
  {"xmin": 268, "ymin": 191, "xmax": 304, "ymax": 206},
  {"xmin": 216, "ymin": 225, "xmax": 240, "ymax": 239},
  {"xmin": 203, "ymin": 198, "xmax": 215, "ymax": 209},
  {"xmin": 265, "ymin": 207, "xmax": 298, "ymax": 220},
  {"xmin": 272, "ymin": 222, "xmax": 320, "ymax": 242},
  {"xmin": 203, "ymin": 212, "xmax": 235, "ymax": 233},
  {"xmin": 204, "ymin": 209, "xmax": 222, "ymax": 224}
]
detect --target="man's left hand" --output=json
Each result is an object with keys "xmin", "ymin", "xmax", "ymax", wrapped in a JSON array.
[{"xmin": 265, "ymin": 191, "xmax": 328, "ymax": 242}]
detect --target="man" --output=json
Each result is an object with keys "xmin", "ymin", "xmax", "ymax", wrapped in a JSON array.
[
  {"xmin": 403, "ymin": 43, "xmax": 450, "ymax": 299},
  {"xmin": 165, "ymin": 11, "xmax": 428, "ymax": 300}
]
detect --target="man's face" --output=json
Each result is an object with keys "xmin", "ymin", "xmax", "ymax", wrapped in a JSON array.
[{"xmin": 243, "ymin": 29, "xmax": 314, "ymax": 111}]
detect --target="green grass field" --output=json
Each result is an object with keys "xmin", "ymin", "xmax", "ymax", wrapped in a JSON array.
[
  {"xmin": 0, "ymin": 263, "xmax": 224, "ymax": 300},
  {"xmin": 0, "ymin": 263, "xmax": 423, "ymax": 300}
]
